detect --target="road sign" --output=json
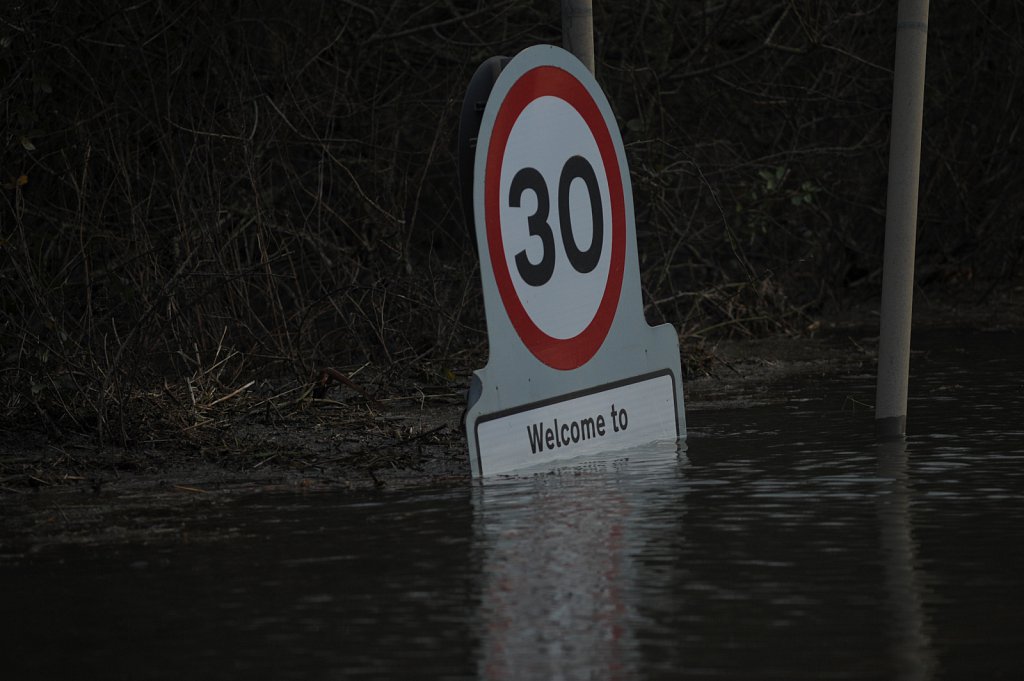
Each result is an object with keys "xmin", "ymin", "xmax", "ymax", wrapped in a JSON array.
[
  {"xmin": 464, "ymin": 45, "xmax": 686, "ymax": 477},
  {"xmin": 485, "ymin": 63, "xmax": 626, "ymax": 370}
]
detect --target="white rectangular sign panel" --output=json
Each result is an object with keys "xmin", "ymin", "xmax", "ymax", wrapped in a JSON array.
[{"xmin": 473, "ymin": 372, "xmax": 678, "ymax": 476}]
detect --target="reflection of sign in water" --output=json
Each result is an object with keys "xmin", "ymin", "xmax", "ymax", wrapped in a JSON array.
[
  {"xmin": 464, "ymin": 45, "xmax": 686, "ymax": 476},
  {"xmin": 475, "ymin": 446, "xmax": 685, "ymax": 678},
  {"xmin": 477, "ymin": 462, "xmax": 636, "ymax": 679}
]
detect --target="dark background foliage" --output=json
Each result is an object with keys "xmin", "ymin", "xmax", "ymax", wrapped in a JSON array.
[{"xmin": 2, "ymin": 0, "xmax": 1021, "ymax": 441}]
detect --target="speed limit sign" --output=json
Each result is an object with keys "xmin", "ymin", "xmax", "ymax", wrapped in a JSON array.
[
  {"xmin": 464, "ymin": 45, "xmax": 686, "ymax": 477},
  {"xmin": 485, "ymin": 63, "xmax": 626, "ymax": 370}
]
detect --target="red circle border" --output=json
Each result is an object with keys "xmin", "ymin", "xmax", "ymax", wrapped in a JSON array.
[{"xmin": 485, "ymin": 65, "xmax": 626, "ymax": 371}]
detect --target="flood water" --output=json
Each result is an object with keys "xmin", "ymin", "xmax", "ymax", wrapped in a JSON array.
[{"xmin": 3, "ymin": 329, "xmax": 1023, "ymax": 679}]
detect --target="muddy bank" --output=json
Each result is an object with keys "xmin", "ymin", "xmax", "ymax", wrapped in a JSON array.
[
  {"xmin": 2, "ymin": 290, "xmax": 1021, "ymax": 551},
  {"xmin": 1, "ymin": 327, "xmax": 871, "ymax": 499},
  {"xmin": 0, "ymin": 331, "xmax": 859, "ymax": 553}
]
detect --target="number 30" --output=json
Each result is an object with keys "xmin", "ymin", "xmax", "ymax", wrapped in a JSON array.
[{"xmin": 508, "ymin": 155, "xmax": 603, "ymax": 287}]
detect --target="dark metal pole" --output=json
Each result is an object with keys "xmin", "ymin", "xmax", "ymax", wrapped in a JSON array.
[
  {"xmin": 876, "ymin": 0, "xmax": 930, "ymax": 439},
  {"xmin": 561, "ymin": 0, "xmax": 594, "ymax": 74}
]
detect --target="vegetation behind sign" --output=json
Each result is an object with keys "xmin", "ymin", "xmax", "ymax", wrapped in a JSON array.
[{"xmin": 2, "ymin": 1, "xmax": 1020, "ymax": 442}]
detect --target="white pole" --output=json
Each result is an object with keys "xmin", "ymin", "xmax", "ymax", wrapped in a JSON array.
[
  {"xmin": 876, "ymin": 0, "xmax": 929, "ymax": 439},
  {"xmin": 561, "ymin": 0, "xmax": 595, "ymax": 74}
]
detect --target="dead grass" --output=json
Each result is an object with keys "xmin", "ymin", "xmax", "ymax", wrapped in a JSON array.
[{"xmin": 1, "ymin": 1, "xmax": 1021, "ymax": 445}]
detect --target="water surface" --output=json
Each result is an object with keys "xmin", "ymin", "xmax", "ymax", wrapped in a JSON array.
[{"xmin": 3, "ymin": 329, "xmax": 1022, "ymax": 679}]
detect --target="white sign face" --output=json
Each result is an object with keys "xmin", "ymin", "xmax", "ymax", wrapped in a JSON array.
[
  {"xmin": 499, "ymin": 96, "xmax": 613, "ymax": 341},
  {"xmin": 474, "ymin": 373, "xmax": 678, "ymax": 476}
]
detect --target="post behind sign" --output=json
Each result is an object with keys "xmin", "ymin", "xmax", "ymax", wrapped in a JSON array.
[
  {"xmin": 561, "ymin": 0, "xmax": 595, "ymax": 74},
  {"xmin": 876, "ymin": 0, "xmax": 929, "ymax": 439}
]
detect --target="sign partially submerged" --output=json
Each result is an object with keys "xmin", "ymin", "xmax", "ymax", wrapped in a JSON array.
[{"xmin": 464, "ymin": 45, "xmax": 685, "ymax": 476}]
